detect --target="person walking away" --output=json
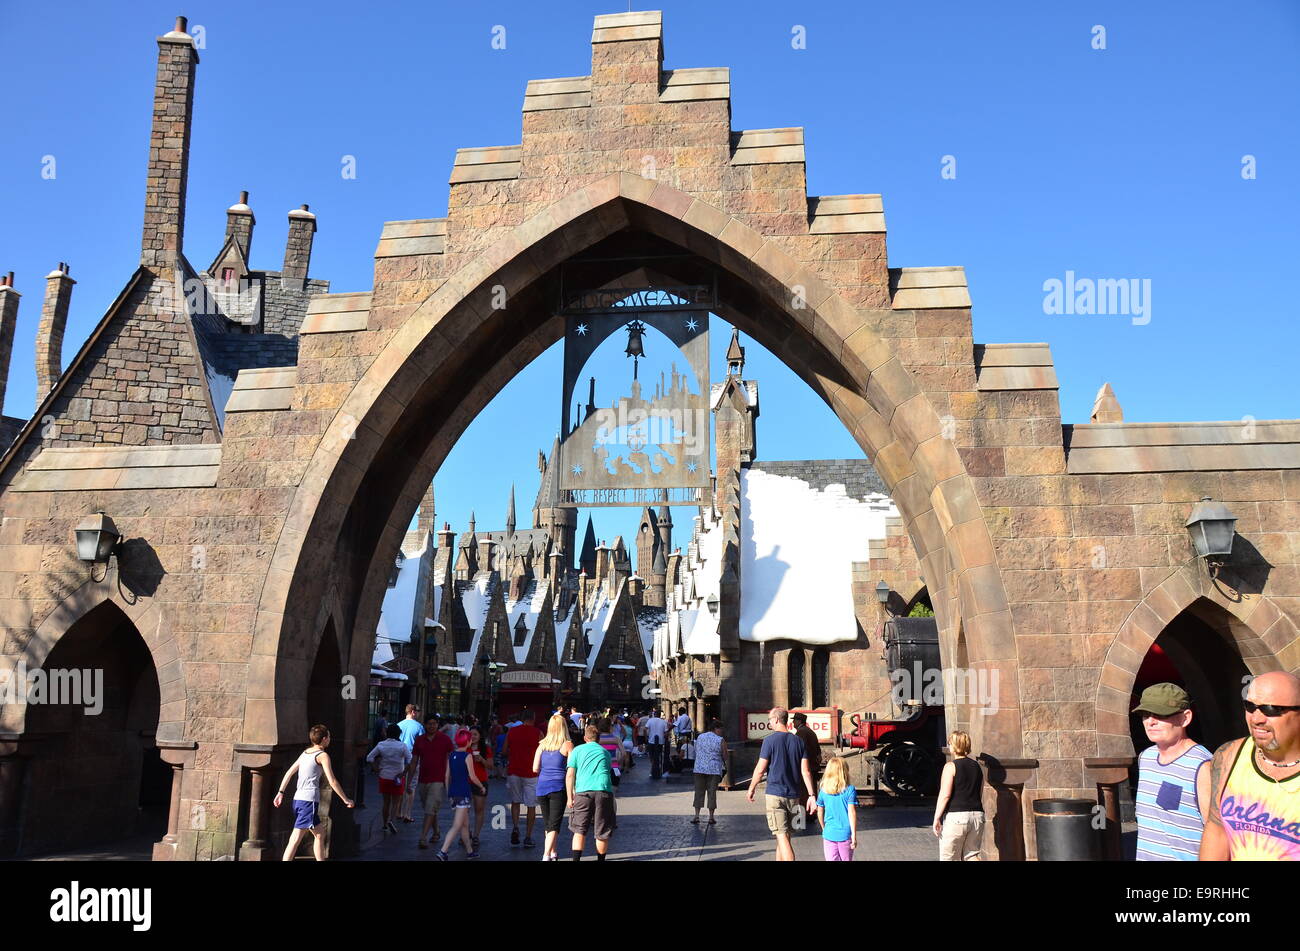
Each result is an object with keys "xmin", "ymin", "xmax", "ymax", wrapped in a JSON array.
[
  {"xmin": 367, "ymin": 724, "xmax": 412, "ymax": 835},
  {"xmin": 490, "ymin": 715, "xmax": 507, "ymax": 778},
  {"xmin": 597, "ymin": 718, "xmax": 622, "ymax": 787},
  {"xmin": 691, "ymin": 719, "xmax": 728, "ymax": 825},
  {"xmin": 1130, "ymin": 683, "xmax": 1212, "ymax": 860},
  {"xmin": 468, "ymin": 727, "xmax": 493, "ymax": 849},
  {"xmin": 932, "ymin": 730, "xmax": 985, "ymax": 861},
  {"xmin": 503, "ymin": 709, "xmax": 543, "ymax": 848},
  {"xmin": 568, "ymin": 723, "xmax": 617, "ymax": 861},
  {"xmin": 792, "ymin": 713, "xmax": 823, "ymax": 781},
  {"xmin": 412, "ymin": 715, "xmax": 452, "ymax": 849},
  {"xmin": 816, "ymin": 756, "xmax": 857, "ymax": 861},
  {"xmin": 372, "ymin": 712, "xmax": 389, "ymax": 748},
  {"xmin": 645, "ymin": 709, "xmax": 669, "ymax": 779},
  {"xmin": 396, "ymin": 704, "xmax": 425, "ymax": 823},
  {"xmin": 635, "ymin": 711, "xmax": 648, "ymax": 755},
  {"xmin": 274, "ymin": 724, "xmax": 355, "ymax": 861},
  {"xmin": 1200, "ymin": 670, "xmax": 1300, "ymax": 861},
  {"xmin": 435, "ymin": 729, "xmax": 484, "ymax": 860},
  {"xmin": 533, "ymin": 713, "xmax": 574, "ymax": 861},
  {"xmin": 747, "ymin": 708, "xmax": 816, "ymax": 861},
  {"xmin": 674, "ymin": 706, "xmax": 693, "ymax": 753}
]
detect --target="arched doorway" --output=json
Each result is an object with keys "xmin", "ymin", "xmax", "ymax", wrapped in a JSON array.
[
  {"xmin": 249, "ymin": 178, "xmax": 1021, "ymax": 778},
  {"xmin": 18, "ymin": 600, "xmax": 166, "ymax": 856},
  {"xmin": 1130, "ymin": 600, "xmax": 1253, "ymax": 756}
]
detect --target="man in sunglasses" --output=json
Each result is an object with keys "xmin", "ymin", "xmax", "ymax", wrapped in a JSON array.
[{"xmin": 1199, "ymin": 670, "xmax": 1300, "ymax": 861}]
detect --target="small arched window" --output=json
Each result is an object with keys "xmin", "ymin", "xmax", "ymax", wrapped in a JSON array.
[
  {"xmin": 812, "ymin": 649, "xmax": 830, "ymax": 708},
  {"xmin": 787, "ymin": 648, "xmax": 805, "ymax": 708}
]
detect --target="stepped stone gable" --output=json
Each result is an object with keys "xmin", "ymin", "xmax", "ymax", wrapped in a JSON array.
[{"xmin": 0, "ymin": 12, "xmax": 1296, "ymax": 863}]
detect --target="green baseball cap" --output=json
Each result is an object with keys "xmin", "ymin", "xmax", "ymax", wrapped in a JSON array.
[{"xmin": 1132, "ymin": 683, "xmax": 1191, "ymax": 716}]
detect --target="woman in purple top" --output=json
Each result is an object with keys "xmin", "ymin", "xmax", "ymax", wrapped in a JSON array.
[{"xmin": 532, "ymin": 714, "xmax": 574, "ymax": 862}]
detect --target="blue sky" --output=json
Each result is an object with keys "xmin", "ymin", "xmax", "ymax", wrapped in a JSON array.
[{"xmin": 2, "ymin": 1, "xmax": 1297, "ymax": 552}]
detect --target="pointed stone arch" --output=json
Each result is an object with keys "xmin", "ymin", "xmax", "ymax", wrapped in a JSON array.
[{"xmin": 1094, "ymin": 560, "xmax": 1292, "ymax": 757}]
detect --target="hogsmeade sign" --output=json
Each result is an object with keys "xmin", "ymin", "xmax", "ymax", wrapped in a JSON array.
[
  {"xmin": 743, "ymin": 708, "xmax": 840, "ymax": 744},
  {"xmin": 557, "ymin": 285, "xmax": 712, "ymax": 507}
]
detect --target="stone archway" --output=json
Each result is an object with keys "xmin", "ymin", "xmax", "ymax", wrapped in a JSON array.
[
  {"xmin": 1094, "ymin": 560, "xmax": 1291, "ymax": 758},
  {"xmin": 245, "ymin": 174, "xmax": 1021, "ymax": 771},
  {"xmin": 1, "ymin": 591, "xmax": 166, "ymax": 856}
]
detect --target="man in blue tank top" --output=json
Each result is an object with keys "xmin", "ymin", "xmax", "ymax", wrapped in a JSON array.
[{"xmin": 1133, "ymin": 683, "xmax": 1212, "ymax": 860}]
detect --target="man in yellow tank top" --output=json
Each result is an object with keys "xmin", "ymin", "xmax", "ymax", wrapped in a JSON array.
[{"xmin": 1200, "ymin": 671, "xmax": 1300, "ymax": 861}]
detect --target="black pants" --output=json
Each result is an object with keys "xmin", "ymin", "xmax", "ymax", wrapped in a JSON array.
[{"xmin": 648, "ymin": 742, "xmax": 664, "ymax": 778}]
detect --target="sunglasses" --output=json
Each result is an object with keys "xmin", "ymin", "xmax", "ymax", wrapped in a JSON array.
[{"xmin": 1243, "ymin": 700, "xmax": 1300, "ymax": 717}]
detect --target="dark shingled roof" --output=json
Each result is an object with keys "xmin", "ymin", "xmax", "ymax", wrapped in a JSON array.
[
  {"xmin": 197, "ymin": 332, "xmax": 299, "ymax": 379},
  {"xmin": 0, "ymin": 415, "xmax": 24, "ymax": 453}
]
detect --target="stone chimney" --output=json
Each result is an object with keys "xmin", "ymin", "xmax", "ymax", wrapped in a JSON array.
[
  {"xmin": 36, "ymin": 263, "xmax": 75, "ymax": 400},
  {"xmin": 477, "ymin": 537, "xmax": 496, "ymax": 574},
  {"xmin": 0, "ymin": 273, "xmax": 19, "ymax": 416},
  {"xmin": 225, "ymin": 191, "xmax": 255, "ymax": 260},
  {"xmin": 282, "ymin": 205, "xmax": 317, "ymax": 290},
  {"xmin": 416, "ymin": 481, "xmax": 436, "ymax": 547},
  {"xmin": 141, "ymin": 16, "xmax": 199, "ymax": 270}
]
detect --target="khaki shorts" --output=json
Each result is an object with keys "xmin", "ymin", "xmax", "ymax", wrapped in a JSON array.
[
  {"xmin": 507, "ymin": 774, "xmax": 538, "ymax": 805},
  {"xmin": 939, "ymin": 810, "xmax": 984, "ymax": 861},
  {"xmin": 765, "ymin": 795, "xmax": 802, "ymax": 836},
  {"xmin": 419, "ymin": 781, "xmax": 445, "ymax": 814}
]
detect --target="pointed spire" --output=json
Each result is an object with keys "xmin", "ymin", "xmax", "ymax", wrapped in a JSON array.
[
  {"xmin": 726, "ymin": 328, "xmax": 746, "ymax": 376},
  {"xmin": 580, "ymin": 515, "xmax": 598, "ymax": 576},
  {"xmin": 468, "ymin": 510, "xmax": 476, "ymax": 536},
  {"xmin": 506, "ymin": 483, "xmax": 516, "ymax": 535},
  {"xmin": 1090, "ymin": 382, "xmax": 1123, "ymax": 424}
]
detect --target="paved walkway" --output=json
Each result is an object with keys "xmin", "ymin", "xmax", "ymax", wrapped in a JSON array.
[{"xmin": 351, "ymin": 749, "xmax": 937, "ymax": 862}]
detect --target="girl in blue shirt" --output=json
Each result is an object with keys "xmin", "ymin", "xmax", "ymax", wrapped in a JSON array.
[{"xmin": 815, "ymin": 757, "xmax": 857, "ymax": 861}]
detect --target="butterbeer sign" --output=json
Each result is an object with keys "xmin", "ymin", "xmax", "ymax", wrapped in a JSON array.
[
  {"xmin": 557, "ymin": 284, "xmax": 711, "ymax": 507},
  {"xmin": 743, "ymin": 709, "xmax": 839, "ymax": 744}
]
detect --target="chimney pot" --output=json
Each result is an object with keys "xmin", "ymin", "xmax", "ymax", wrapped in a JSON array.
[
  {"xmin": 239, "ymin": 190, "xmax": 248, "ymax": 204},
  {"xmin": 175, "ymin": 16, "xmax": 188, "ymax": 33}
]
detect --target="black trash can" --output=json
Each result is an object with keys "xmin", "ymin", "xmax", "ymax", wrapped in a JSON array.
[{"xmin": 1033, "ymin": 798, "xmax": 1101, "ymax": 861}]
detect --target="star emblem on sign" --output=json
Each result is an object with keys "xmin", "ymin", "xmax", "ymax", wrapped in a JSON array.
[
  {"xmin": 684, "ymin": 318, "xmax": 698, "ymax": 332},
  {"xmin": 575, "ymin": 323, "xmax": 588, "ymax": 336},
  {"xmin": 686, "ymin": 462, "xmax": 698, "ymax": 473},
  {"xmin": 571, "ymin": 464, "xmax": 583, "ymax": 475}
]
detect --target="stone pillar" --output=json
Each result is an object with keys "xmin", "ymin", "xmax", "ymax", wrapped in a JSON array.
[
  {"xmin": 235, "ymin": 744, "xmax": 278, "ymax": 861},
  {"xmin": 141, "ymin": 17, "xmax": 199, "ymax": 270},
  {"xmin": 35, "ymin": 264, "xmax": 74, "ymax": 400},
  {"xmin": 151, "ymin": 742, "xmax": 196, "ymax": 861},
  {"xmin": 1085, "ymin": 757, "xmax": 1134, "ymax": 862},
  {"xmin": 0, "ymin": 274, "xmax": 19, "ymax": 416},
  {"xmin": 281, "ymin": 205, "xmax": 316, "ymax": 290},
  {"xmin": 225, "ymin": 191, "xmax": 255, "ymax": 260},
  {"xmin": 979, "ymin": 756, "xmax": 1038, "ymax": 861}
]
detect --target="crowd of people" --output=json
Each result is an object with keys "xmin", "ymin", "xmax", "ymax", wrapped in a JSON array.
[{"xmin": 273, "ymin": 669, "xmax": 1300, "ymax": 861}]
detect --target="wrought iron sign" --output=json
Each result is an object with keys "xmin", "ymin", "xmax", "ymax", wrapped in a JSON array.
[{"xmin": 557, "ymin": 283, "xmax": 712, "ymax": 508}]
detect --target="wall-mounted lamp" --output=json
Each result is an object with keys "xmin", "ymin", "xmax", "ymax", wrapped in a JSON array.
[
  {"xmin": 706, "ymin": 594, "xmax": 720, "ymax": 616},
  {"xmin": 1186, "ymin": 497, "xmax": 1237, "ymax": 573},
  {"xmin": 875, "ymin": 580, "xmax": 891, "ymax": 604},
  {"xmin": 76, "ymin": 512, "xmax": 121, "ymax": 565}
]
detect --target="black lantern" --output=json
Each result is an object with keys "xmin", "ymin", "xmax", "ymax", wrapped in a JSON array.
[
  {"xmin": 706, "ymin": 593, "xmax": 719, "ymax": 615},
  {"xmin": 625, "ymin": 320, "xmax": 647, "ymax": 379},
  {"xmin": 75, "ymin": 512, "xmax": 121, "ymax": 564},
  {"xmin": 1186, "ymin": 497, "xmax": 1237, "ymax": 569}
]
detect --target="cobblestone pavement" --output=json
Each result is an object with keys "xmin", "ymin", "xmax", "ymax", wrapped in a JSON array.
[{"xmin": 351, "ymin": 750, "xmax": 939, "ymax": 862}]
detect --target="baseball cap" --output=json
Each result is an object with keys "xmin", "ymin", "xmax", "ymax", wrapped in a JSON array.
[{"xmin": 1132, "ymin": 683, "xmax": 1191, "ymax": 716}]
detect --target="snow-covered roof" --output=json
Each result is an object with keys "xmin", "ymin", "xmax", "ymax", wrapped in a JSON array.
[
  {"xmin": 455, "ymin": 575, "xmax": 495, "ymax": 669},
  {"xmin": 739, "ymin": 468, "xmax": 897, "ymax": 644},
  {"xmin": 374, "ymin": 542, "xmax": 426, "ymax": 646},
  {"xmin": 505, "ymin": 581, "xmax": 550, "ymax": 664}
]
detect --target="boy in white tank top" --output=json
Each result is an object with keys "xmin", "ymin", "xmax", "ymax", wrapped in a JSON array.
[{"xmin": 273, "ymin": 724, "xmax": 355, "ymax": 861}]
